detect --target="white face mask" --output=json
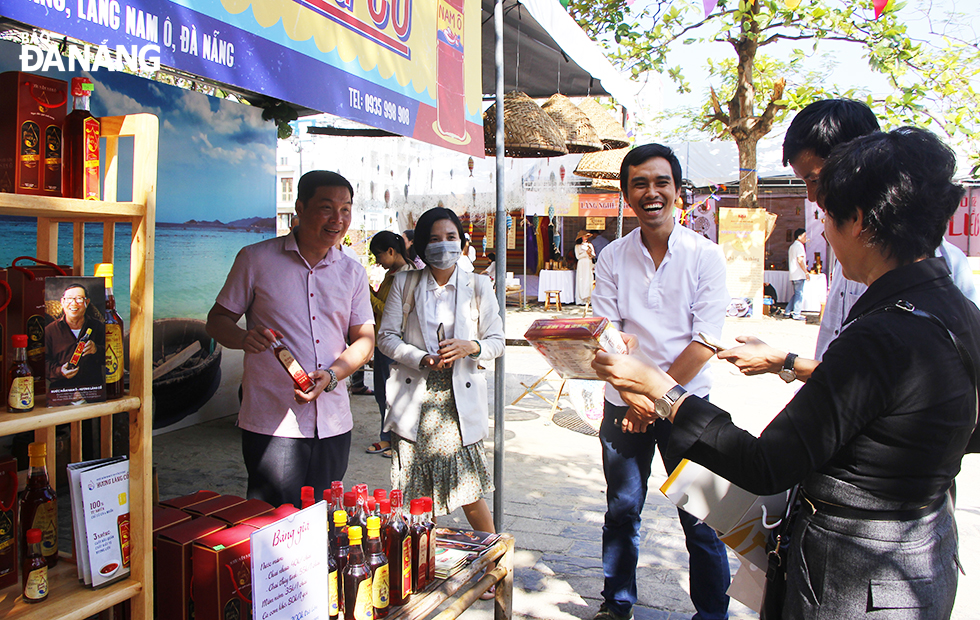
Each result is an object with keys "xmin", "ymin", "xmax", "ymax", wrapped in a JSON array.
[{"xmin": 425, "ymin": 240, "xmax": 461, "ymax": 269}]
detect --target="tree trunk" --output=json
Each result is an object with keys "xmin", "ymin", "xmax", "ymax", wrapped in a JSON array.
[{"xmin": 736, "ymin": 136, "xmax": 759, "ymax": 209}]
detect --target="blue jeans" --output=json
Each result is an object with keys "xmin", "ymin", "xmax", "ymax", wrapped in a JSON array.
[
  {"xmin": 600, "ymin": 401, "xmax": 730, "ymax": 619},
  {"xmin": 786, "ymin": 279, "xmax": 805, "ymax": 318},
  {"xmin": 372, "ymin": 347, "xmax": 392, "ymax": 443}
]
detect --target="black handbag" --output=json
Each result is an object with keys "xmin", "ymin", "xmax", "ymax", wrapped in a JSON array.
[{"xmin": 761, "ymin": 485, "xmax": 799, "ymax": 620}]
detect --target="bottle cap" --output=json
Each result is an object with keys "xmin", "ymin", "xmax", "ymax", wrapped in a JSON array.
[
  {"xmin": 344, "ymin": 491, "xmax": 356, "ymax": 507},
  {"xmin": 410, "ymin": 499, "xmax": 424, "ymax": 515},
  {"xmin": 94, "ymin": 263, "xmax": 114, "ymax": 288},
  {"xmin": 323, "ymin": 490, "xmax": 331, "ymax": 502},
  {"xmin": 367, "ymin": 516, "xmax": 380, "ymax": 531},
  {"xmin": 71, "ymin": 76, "xmax": 93, "ymax": 97},
  {"xmin": 379, "ymin": 499, "xmax": 391, "ymax": 514},
  {"xmin": 373, "ymin": 488, "xmax": 387, "ymax": 501},
  {"xmin": 390, "ymin": 489, "xmax": 403, "ymax": 507},
  {"xmin": 27, "ymin": 442, "xmax": 46, "ymax": 458},
  {"xmin": 26, "ymin": 528, "xmax": 42, "ymax": 544},
  {"xmin": 423, "ymin": 497, "xmax": 433, "ymax": 513},
  {"xmin": 366, "ymin": 497, "xmax": 376, "ymax": 512},
  {"xmin": 301, "ymin": 486, "xmax": 314, "ymax": 505},
  {"xmin": 12, "ymin": 334, "xmax": 28, "ymax": 348},
  {"xmin": 356, "ymin": 484, "xmax": 368, "ymax": 501},
  {"xmin": 348, "ymin": 525, "xmax": 362, "ymax": 545},
  {"xmin": 333, "ymin": 510, "xmax": 348, "ymax": 526}
]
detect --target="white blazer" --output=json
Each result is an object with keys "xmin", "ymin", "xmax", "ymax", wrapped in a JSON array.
[{"xmin": 378, "ymin": 267, "xmax": 505, "ymax": 445}]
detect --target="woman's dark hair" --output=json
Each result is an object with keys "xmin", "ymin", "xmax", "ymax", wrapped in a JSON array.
[
  {"xmin": 782, "ymin": 99, "xmax": 880, "ymax": 166},
  {"xmin": 818, "ymin": 127, "xmax": 964, "ymax": 265},
  {"xmin": 414, "ymin": 207, "xmax": 464, "ymax": 267},
  {"xmin": 620, "ymin": 144, "xmax": 683, "ymax": 194},
  {"xmin": 793, "ymin": 228, "xmax": 806, "ymax": 240},
  {"xmin": 487, "ymin": 252, "xmax": 496, "ymax": 261},
  {"xmin": 369, "ymin": 231, "xmax": 411, "ymax": 264},
  {"xmin": 296, "ymin": 170, "xmax": 354, "ymax": 203}
]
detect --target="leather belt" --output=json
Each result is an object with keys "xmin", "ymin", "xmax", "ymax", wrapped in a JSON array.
[{"xmin": 801, "ymin": 489, "xmax": 946, "ymax": 522}]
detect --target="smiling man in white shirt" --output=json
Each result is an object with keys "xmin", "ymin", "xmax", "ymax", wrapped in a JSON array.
[{"xmin": 592, "ymin": 144, "xmax": 731, "ymax": 620}]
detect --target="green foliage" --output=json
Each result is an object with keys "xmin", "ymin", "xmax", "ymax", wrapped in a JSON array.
[{"xmin": 569, "ymin": 0, "xmax": 980, "ymax": 179}]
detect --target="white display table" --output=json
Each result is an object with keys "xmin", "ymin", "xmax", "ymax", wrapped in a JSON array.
[
  {"xmin": 764, "ymin": 271, "xmax": 827, "ymax": 312},
  {"xmin": 536, "ymin": 270, "xmax": 576, "ymax": 304}
]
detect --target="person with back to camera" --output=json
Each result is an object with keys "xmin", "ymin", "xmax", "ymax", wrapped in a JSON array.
[
  {"xmin": 719, "ymin": 98, "xmax": 979, "ymax": 383},
  {"xmin": 378, "ymin": 207, "xmax": 505, "ymax": 541},
  {"xmin": 365, "ymin": 231, "xmax": 415, "ymax": 458},
  {"xmin": 594, "ymin": 127, "xmax": 980, "ymax": 619}
]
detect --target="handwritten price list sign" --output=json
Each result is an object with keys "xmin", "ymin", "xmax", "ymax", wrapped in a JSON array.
[{"xmin": 250, "ymin": 503, "xmax": 329, "ymax": 620}]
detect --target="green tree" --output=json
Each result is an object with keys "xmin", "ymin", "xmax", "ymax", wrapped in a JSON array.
[{"xmin": 568, "ymin": 0, "xmax": 980, "ymax": 207}]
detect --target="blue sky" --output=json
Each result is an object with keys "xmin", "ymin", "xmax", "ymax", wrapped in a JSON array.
[{"xmin": 0, "ymin": 40, "xmax": 276, "ymax": 223}]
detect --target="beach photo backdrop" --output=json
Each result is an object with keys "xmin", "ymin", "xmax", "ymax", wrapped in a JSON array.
[{"xmin": 0, "ymin": 41, "xmax": 277, "ymax": 430}]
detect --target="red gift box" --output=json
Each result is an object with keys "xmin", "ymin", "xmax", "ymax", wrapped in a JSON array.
[
  {"xmin": 184, "ymin": 495, "xmax": 246, "ymax": 519},
  {"xmin": 192, "ymin": 524, "xmax": 254, "ymax": 620},
  {"xmin": 159, "ymin": 489, "xmax": 220, "ymax": 511},
  {"xmin": 0, "ymin": 72, "xmax": 67, "ymax": 196},
  {"xmin": 240, "ymin": 504, "xmax": 300, "ymax": 530},
  {"xmin": 155, "ymin": 516, "xmax": 226, "ymax": 620}
]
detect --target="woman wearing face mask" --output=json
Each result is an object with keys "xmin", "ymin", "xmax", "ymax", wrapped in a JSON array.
[{"xmin": 378, "ymin": 207, "xmax": 505, "ymax": 535}]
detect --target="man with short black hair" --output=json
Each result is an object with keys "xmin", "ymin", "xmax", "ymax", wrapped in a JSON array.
[
  {"xmin": 207, "ymin": 170, "xmax": 374, "ymax": 507},
  {"xmin": 592, "ymin": 143, "xmax": 731, "ymax": 620}
]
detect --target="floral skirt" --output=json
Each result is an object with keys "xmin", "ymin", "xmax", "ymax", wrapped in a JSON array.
[{"xmin": 390, "ymin": 368, "xmax": 494, "ymax": 516}]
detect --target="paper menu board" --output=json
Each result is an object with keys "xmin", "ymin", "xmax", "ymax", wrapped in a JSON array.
[
  {"xmin": 250, "ymin": 502, "xmax": 330, "ymax": 620},
  {"xmin": 79, "ymin": 459, "xmax": 130, "ymax": 587},
  {"xmin": 67, "ymin": 457, "xmax": 125, "ymax": 584}
]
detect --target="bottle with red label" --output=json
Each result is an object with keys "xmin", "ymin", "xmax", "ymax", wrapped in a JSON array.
[
  {"xmin": 385, "ymin": 490, "xmax": 411, "ymax": 606},
  {"xmin": 7, "ymin": 334, "xmax": 33, "ymax": 413},
  {"xmin": 64, "ymin": 327, "xmax": 93, "ymax": 372},
  {"xmin": 365, "ymin": 516, "xmax": 389, "ymax": 618},
  {"xmin": 270, "ymin": 331, "xmax": 315, "ymax": 393},
  {"xmin": 20, "ymin": 442, "xmax": 57, "ymax": 568},
  {"xmin": 64, "ymin": 77, "xmax": 100, "ymax": 200},
  {"xmin": 409, "ymin": 499, "xmax": 428, "ymax": 592},
  {"xmin": 343, "ymin": 526, "xmax": 373, "ymax": 620}
]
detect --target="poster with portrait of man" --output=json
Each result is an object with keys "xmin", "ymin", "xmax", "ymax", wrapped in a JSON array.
[{"xmin": 44, "ymin": 277, "xmax": 106, "ymax": 406}]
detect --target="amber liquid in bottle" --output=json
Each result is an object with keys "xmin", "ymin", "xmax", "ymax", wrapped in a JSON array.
[
  {"xmin": 343, "ymin": 526, "xmax": 373, "ymax": 620},
  {"xmin": 270, "ymin": 333, "xmax": 315, "ymax": 393},
  {"xmin": 21, "ymin": 529, "xmax": 47, "ymax": 603},
  {"xmin": 333, "ymin": 510, "xmax": 350, "ymax": 615},
  {"xmin": 328, "ymin": 541, "xmax": 340, "ymax": 619},
  {"xmin": 0, "ymin": 461, "xmax": 20, "ymax": 591},
  {"xmin": 366, "ymin": 517, "xmax": 389, "ymax": 619},
  {"xmin": 423, "ymin": 498, "xmax": 436, "ymax": 583},
  {"xmin": 20, "ymin": 443, "xmax": 57, "ymax": 568},
  {"xmin": 385, "ymin": 491, "xmax": 411, "ymax": 606},
  {"xmin": 98, "ymin": 264, "xmax": 125, "ymax": 399},
  {"xmin": 409, "ymin": 500, "xmax": 429, "ymax": 593},
  {"xmin": 7, "ymin": 335, "xmax": 33, "ymax": 413}
]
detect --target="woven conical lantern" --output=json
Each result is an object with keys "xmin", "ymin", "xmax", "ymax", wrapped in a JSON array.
[
  {"xmin": 590, "ymin": 177, "xmax": 624, "ymax": 191},
  {"xmin": 540, "ymin": 94, "xmax": 602, "ymax": 153},
  {"xmin": 484, "ymin": 91, "xmax": 568, "ymax": 158},
  {"xmin": 574, "ymin": 147, "xmax": 630, "ymax": 180},
  {"xmin": 577, "ymin": 99, "xmax": 630, "ymax": 149}
]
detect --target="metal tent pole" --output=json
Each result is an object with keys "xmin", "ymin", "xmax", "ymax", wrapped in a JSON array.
[{"xmin": 492, "ymin": 0, "xmax": 506, "ymax": 533}]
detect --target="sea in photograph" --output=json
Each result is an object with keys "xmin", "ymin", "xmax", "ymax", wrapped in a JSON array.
[{"xmin": 1, "ymin": 216, "xmax": 274, "ymax": 326}]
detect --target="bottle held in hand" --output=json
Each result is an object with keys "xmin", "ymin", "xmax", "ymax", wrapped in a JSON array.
[{"xmin": 270, "ymin": 331, "xmax": 315, "ymax": 393}]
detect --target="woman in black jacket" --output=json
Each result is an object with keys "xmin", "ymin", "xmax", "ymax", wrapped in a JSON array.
[{"xmin": 594, "ymin": 127, "xmax": 980, "ymax": 620}]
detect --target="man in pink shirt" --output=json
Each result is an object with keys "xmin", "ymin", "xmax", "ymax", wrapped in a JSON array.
[{"xmin": 207, "ymin": 170, "xmax": 375, "ymax": 507}]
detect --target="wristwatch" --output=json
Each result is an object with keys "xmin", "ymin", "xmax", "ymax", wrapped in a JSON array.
[
  {"xmin": 654, "ymin": 384, "xmax": 687, "ymax": 418},
  {"xmin": 778, "ymin": 353, "xmax": 798, "ymax": 383},
  {"xmin": 324, "ymin": 368, "xmax": 338, "ymax": 393}
]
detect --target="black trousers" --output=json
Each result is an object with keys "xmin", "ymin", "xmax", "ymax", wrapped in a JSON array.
[{"xmin": 241, "ymin": 428, "xmax": 351, "ymax": 507}]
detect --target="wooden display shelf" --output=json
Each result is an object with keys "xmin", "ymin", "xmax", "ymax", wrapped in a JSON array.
[
  {"xmin": 0, "ymin": 397, "xmax": 141, "ymax": 435},
  {"xmin": 0, "ymin": 561, "xmax": 141, "ymax": 620},
  {"xmin": 0, "ymin": 193, "xmax": 144, "ymax": 219}
]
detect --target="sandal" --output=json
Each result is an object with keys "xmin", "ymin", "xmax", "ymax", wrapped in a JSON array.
[
  {"xmin": 382, "ymin": 448, "xmax": 393, "ymax": 458},
  {"xmin": 351, "ymin": 386, "xmax": 374, "ymax": 396},
  {"xmin": 366, "ymin": 442, "xmax": 390, "ymax": 454}
]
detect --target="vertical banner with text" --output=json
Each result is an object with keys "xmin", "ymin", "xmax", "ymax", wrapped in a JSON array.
[{"xmin": 719, "ymin": 207, "xmax": 768, "ymax": 318}]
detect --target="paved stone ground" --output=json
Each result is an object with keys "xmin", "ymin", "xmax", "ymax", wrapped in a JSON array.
[{"xmin": 155, "ymin": 306, "xmax": 980, "ymax": 620}]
